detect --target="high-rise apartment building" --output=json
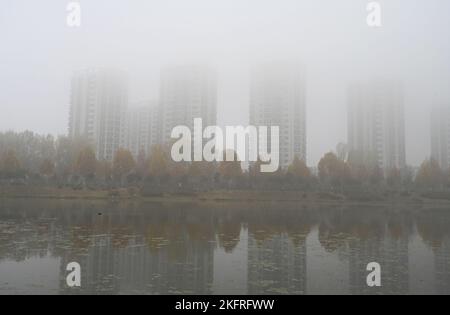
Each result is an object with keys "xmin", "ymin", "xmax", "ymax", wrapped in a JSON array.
[
  {"xmin": 431, "ymin": 106, "xmax": 450, "ymax": 170},
  {"xmin": 347, "ymin": 80, "xmax": 406, "ymax": 170},
  {"xmin": 69, "ymin": 68, "xmax": 128, "ymax": 161},
  {"xmin": 250, "ymin": 63, "xmax": 307, "ymax": 168},
  {"xmin": 160, "ymin": 66, "xmax": 217, "ymax": 145},
  {"xmin": 124, "ymin": 100, "xmax": 160, "ymax": 158}
]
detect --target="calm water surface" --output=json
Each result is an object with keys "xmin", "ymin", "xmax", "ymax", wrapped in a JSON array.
[{"xmin": 0, "ymin": 199, "xmax": 449, "ymax": 295}]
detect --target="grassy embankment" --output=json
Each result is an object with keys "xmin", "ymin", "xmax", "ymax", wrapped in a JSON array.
[{"xmin": 1, "ymin": 185, "xmax": 450, "ymax": 206}]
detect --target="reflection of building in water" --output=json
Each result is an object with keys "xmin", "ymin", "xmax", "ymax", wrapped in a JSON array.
[
  {"xmin": 59, "ymin": 233, "xmax": 214, "ymax": 294},
  {"xmin": 59, "ymin": 235, "xmax": 119, "ymax": 294},
  {"xmin": 6, "ymin": 200, "xmax": 450, "ymax": 295},
  {"xmin": 118, "ymin": 238, "xmax": 214, "ymax": 295},
  {"xmin": 435, "ymin": 237, "xmax": 450, "ymax": 294},
  {"xmin": 348, "ymin": 236, "xmax": 409, "ymax": 295},
  {"xmin": 247, "ymin": 233, "xmax": 307, "ymax": 294}
]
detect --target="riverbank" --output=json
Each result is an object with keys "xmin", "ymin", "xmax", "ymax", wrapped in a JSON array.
[{"xmin": 1, "ymin": 185, "xmax": 450, "ymax": 207}]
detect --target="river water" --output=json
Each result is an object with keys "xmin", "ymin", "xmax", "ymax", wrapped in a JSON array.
[{"xmin": 0, "ymin": 199, "xmax": 449, "ymax": 295}]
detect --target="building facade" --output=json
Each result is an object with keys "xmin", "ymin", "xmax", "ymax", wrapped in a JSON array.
[
  {"xmin": 69, "ymin": 68, "xmax": 128, "ymax": 161},
  {"xmin": 250, "ymin": 63, "xmax": 307, "ymax": 169},
  {"xmin": 159, "ymin": 66, "xmax": 217, "ymax": 146},
  {"xmin": 347, "ymin": 80, "xmax": 406, "ymax": 170},
  {"xmin": 124, "ymin": 100, "xmax": 160, "ymax": 158},
  {"xmin": 431, "ymin": 106, "xmax": 450, "ymax": 170}
]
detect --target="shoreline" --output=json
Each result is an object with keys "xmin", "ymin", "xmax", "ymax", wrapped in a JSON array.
[{"xmin": 1, "ymin": 186, "xmax": 450, "ymax": 207}]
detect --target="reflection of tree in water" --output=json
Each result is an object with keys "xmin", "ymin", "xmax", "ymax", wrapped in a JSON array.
[
  {"xmin": 111, "ymin": 226, "xmax": 133, "ymax": 248},
  {"xmin": 186, "ymin": 222, "xmax": 215, "ymax": 241},
  {"xmin": 145, "ymin": 223, "xmax": 171, "ymax": 252},
  {"xmin": 416, "ymin": 209, "xmax": 450, "ymax": 294},
  {"xmin": 0, "ymin": 213, "xmax": 54, "ymax": 263},
  {"xmin": 316, "ymin": 208, "xmax": 414, "ymax": 251},
  {"xmin": 416, "ymin": 209, "xmax": 450, "ymax": 249},
  {"xmin": 69, "ymin": 226, "xmax": 94, "ymax": 252},
  {"xmin": 285, "ymin": 213, "xmax": 312, "ymax": 247},
  {"xmin": 1, "ymin": 199, "xmax": 450, "ymax": 294},
  {"xmin": 388, "ymin": 210, "xmax": 414, "ymax": 241},
  {"xmin": 318, "ymin": 208, "xmax": 352, "ymax": 253},
  {"xmin": 312, "ymin": 208, "xmax": 413, "ymax": 294},
  {"xmin": 247, "ymin": 208, "xmax": 314, "ymax": 248}
]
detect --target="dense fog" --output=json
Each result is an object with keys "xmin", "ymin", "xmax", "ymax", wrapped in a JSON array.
[{"xmin": 1, "ymin": 0, "xmax": 449, "ymax": 165}]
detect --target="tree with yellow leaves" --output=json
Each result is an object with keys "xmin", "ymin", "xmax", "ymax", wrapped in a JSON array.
[
  {"xmin": 0, "ymin": 150, "xmax": 21, "ymax": 178},
  {"xmin": 287, "ymin": 156, "xmax": 311, "ymax": 178},
  {"xmin": 415, "ymin": 158, "xmax": 443, "ymax": 190},
  {"xmin": 148, "ymin": 144, "xmax": 169, "ymax": 178}
]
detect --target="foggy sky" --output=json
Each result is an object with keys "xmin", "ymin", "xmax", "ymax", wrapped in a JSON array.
[{"xmin": 1, "ymin": 0, "xmax": 449, "ymax": 166}]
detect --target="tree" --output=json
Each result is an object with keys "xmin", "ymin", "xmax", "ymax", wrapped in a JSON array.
[
  {"xmin": 141, "ymin": 145, "xmax": 171, "ymax": 195},
  {"xmin": 267, "ymin": 166, "xmax": 285, "ymax": 189},
  {"xmin": 415, "ymin": 158, "xmax": 444, "ymax": 190},
  {"xmin": 218, "ymin": 150, "xmax": 243, "ymax": 184},
  {"xmin": 347, "ymin": 150, "xmax": 379, "ymax": 185},
  {"xmin": 1, "ymin": 150, "xmax": 21, "ymax": 178},
  {"xmin": 55, "ymin": 136, "xmax": 91, "ymax": 180},
  {"xmin": 402, "ymin": 166, "xmax": 415, "ymax": 188},
  {"xmin": 188, "ymin": 161, "xmax": 216, "ymax": 178},
  {"xmin": 248, "ymin": 159, "xmax": 265, "ymax": 189},
  {"xmin": 286, "ymin": 156, "xmax": 311, "ymax": 188},
  {"xmin": 168, "ymin": 160, "xmax": 189, "ymax": 188},
  {"xmin": 0, "ymin": 131, "xmax": 56, "ymax": 174},
  {"xmin": 287, "ymin": 156, "xmax": 311, "ymax": 178},
  {"xmin": 113, "ymin": 148, "xmax": 135, "ymax": 183},
  {"xmin": 39, "ymin": 159, "xmax": 55, "ymax": 177},
  {"xmin": 249, "ymin": 159, "xmax": 263, "ymax": 178},
  {"xmin": 188, "ymin": 161, "xmax": 217, "ymax": 190},
  {"xmin": 75, "ymin": 147, "xmax": 97, "ymax": 178},
  {"xmin": 148, "ymin": 145, "xmax": 169, "ymax": 178},
  {"xmin": 96, "ymin": 160, "xmax": 112, "ymax": 183},
  {"xmin": 319, "ymin": 152, "xmax": 336, "ymax": 181},
  {"xmin": 386, "ymin": 167, "xmax": 402, "ymax": 188},
  {"xmin": 369, "ymin": 164, "xmax": 384, "ymax": 186},
  {"xmin": 136, "ymin": 149, "xmax": 147, "ymax": 177},
  {"xmin": 444, "ymin": 169, "xmax": 450, "ymax": 189},
  {"xmin": 318, "ymin": 152, "xmax": 350, "ymax": 190}
]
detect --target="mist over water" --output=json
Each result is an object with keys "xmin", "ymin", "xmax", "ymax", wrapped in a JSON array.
[{"xmin": 1, "ymin": 0, "xmax": 450, "ymax": 165}]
